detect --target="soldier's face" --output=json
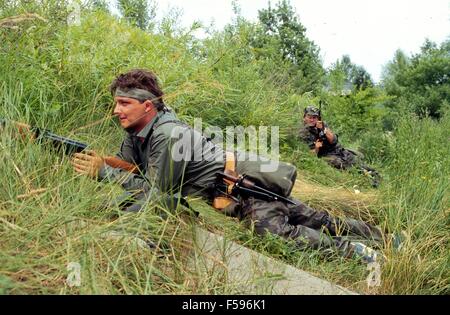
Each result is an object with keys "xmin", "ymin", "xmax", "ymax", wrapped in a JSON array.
[
  {"xmin": 304, "ymin": 114, "xmax": 319, "ymax": 127},
  {"xmin": 113, "ymin": 96, "xmax": 155, "ymax": 131}
]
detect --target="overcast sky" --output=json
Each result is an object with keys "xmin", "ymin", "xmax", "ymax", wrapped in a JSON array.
[{"xmin": 112, "ymin": 0, "xmax": 450, "ymax": 82}]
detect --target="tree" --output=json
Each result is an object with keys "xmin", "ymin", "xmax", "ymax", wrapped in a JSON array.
[
  {"xmin": 117, "ymin": 0, "xmax": 156, "ymax": 31},
  {"xmin": 382, "ymin": 39, "xmax": 450, "ymax": 118},
  {"xmin": 352, "ymin": 65, "xmax": 373, "ymax": 90},
  {"xmin": 88, "ymin": 0, "xmax": 109, "ymax": 12},
  {"xmin": 252, "ymin": 0, "xmax": 324, "ymax": 94},
  {"xmin": 381, "ymin": 49, "xmax": 409, "ymax": 96},
  {"xmin": 327, "ymin": 55, "xmax": 373, "ymax": 94}
]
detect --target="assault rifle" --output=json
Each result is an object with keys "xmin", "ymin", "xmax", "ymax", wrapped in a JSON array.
[
  {"xmin": 317, "ymin": 100, "xmax": 327, "ymax": 141},
  {"xmin": 216, "ymin": 171, "xmax": 297, "ymax": 205},
  {"xmin": 0, "ymin": 118, "xmax": 138, "ymax": 173}
]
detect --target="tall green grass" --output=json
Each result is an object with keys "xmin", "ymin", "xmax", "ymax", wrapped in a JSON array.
[
  {"xmin": 1, "ymin": 7, "xmax": 448, "ymax": 294},
  {"xmin": 373, "ymin": 111, "xmax": 449, "ymax": 294}
]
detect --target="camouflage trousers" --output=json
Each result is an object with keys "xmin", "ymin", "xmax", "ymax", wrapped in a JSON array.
[
  {"xmin": 322, "ymin": 149, "xmax": 381, "ymax": 187},
  {"xmin": 321, "ymin": 148, "xmax": 359, "ymax": 170},
  {"xmin": 239, "ymin": 197, "xmax": 384, "ymax": 258}
]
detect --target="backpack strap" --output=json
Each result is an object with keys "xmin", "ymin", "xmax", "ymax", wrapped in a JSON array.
[{"xmin": 213, "ymin": 151, "xmax": 238, "ymax": 210}]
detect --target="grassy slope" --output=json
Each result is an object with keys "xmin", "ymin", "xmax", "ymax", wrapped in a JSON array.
[{"xmin": 0, "ymin": 11, "xmax": 448, "ymax": 295}]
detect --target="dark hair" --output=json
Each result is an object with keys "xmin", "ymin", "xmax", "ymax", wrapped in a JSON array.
[
  {"xmin": 303, "ymin": 105, "xmax": 320, "ymax": 118},
  {"xmin": 110, "ymin": 69, "xmax": 165, "ymax": 111}
]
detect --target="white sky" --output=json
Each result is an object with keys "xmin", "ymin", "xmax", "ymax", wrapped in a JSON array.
[{"xmin": 112, "ymin": 0, "xmax": 450, "ymax": 82}]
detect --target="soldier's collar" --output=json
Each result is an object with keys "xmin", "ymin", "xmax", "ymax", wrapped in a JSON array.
[{"xmin": 134, "ymin": 111, "xmax": 165, "ymax": 139}]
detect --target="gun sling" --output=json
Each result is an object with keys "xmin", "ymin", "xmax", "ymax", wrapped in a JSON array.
[{"xmin": 212, "ymin": 151, "xmax": 237, "ymax": 210}]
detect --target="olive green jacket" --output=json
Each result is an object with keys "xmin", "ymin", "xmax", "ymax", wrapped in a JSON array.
[{"xmin": 98, "ymin": 110, "xmax": 225, "ymax": 200}]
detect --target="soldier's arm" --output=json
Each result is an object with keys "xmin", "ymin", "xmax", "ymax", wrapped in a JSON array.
[
  {"xmin": 98, "ymin": 163, "xmax": 150, "ymax": 192},
  {"xmin": 323, "ymin": 122, "xmax": 337, "ymax": 144},
  {"xmin": 299, "ymin": 128, "xmax": 316, "ymax": 150},
  {"xmin": 97, "ymin": 135, "xmax": 147, "ymax": 191},
  {"xmin": 99, "ymin": 128, "xmax": 186, "ymax": 191},
  {"xmin": 313, "ymin": 140, "xmax": 323, "ymax": 154},
  {"xmin": 100, "ymin": 134, "xmax": 186, "ymax": 211},
  {"xmin": 299, "ymin": 131, "xmax": 320, "ymax": 155}
]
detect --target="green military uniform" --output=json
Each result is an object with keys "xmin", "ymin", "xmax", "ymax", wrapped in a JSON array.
[
  {"xmin": 98, "ymin": 108, "xmax": 224, "ymax": 210},
  {"xmin": 299, "ymin": 121, "xmax": 381, "ymax": 187},
  {"xmin": 239, "ymin": 197, "xmax": 383, "ymax": 257},
  {"xmin": 298, "ymin": 122, "xmax": 360, "ymax": 170},
  {"xmin": 100, "ymin": 109, "xmax": 384, "ymax": 260}
]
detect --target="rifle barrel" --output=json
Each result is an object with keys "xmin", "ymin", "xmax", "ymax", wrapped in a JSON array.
[{"xmin": 2, "ymin": 118, "xmax": 139, "ymax": 173}]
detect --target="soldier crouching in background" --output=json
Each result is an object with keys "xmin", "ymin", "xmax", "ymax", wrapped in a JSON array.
[{"xmin": 299, "ymin": 106, "xmax": 381, "ymax": 187}]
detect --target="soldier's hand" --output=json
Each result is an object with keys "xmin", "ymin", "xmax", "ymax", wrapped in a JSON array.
[
  {"xmin": 314, "ymin": 140, "xmax": 323, "ymax": 149},
  {"xmin": 71, "ymin": 150, "xmax": 104, "ymax": 178},
  {"xmin": 316, "ymin": 121, "xmax": 324, "ymax": 129}
]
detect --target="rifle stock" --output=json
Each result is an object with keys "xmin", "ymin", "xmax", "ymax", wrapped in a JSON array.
[
  {"xmin": 103, "ymin": 156, "xmax": 138, "ymax": 173},
  {"xmin": 2, "ymin": 118, "xmax": 139, "ymax": 174}
]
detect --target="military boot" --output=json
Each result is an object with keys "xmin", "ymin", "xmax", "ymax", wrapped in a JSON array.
[
  {"xmin": 360, "ymin": 166, "xmax": 381, "ymax": 188},
  {"xmin": 349, "ymin": 242, "xmax": 383, "ymax": 264}
]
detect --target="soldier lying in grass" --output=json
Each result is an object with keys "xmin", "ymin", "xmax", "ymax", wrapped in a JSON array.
[
  {"xmin": 299, "ymin": 106, "xmax": 381, "ymax": 187},
  {"xmin": 72, "ymin": 69, "xmax": 399, "ymax": 263}
]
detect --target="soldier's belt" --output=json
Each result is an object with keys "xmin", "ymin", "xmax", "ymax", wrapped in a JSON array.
[{"xmin": 213, "ymin": 151, "xmax": 238, "ymax": 210}]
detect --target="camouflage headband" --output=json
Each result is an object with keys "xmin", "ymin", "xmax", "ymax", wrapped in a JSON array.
[
  {"xmin": 304, "ymin": 106, "xmax": 320, "ymax": 116},
  {"xmin": 114, "ymin": 87, "xmax": 160, "ymax": 103}
]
